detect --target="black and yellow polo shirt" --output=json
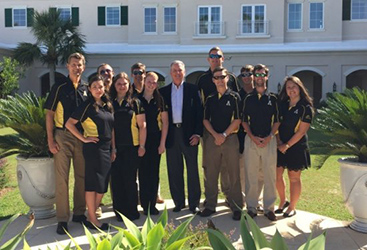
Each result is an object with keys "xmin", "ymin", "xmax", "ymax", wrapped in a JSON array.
[
  {"xmin": 113, "ymin": 98, "xmax": 145, "ymax": 147},
  {"xmin": 71, "ymin": 99, "xmax": 114, "ymax": 141},
  {"xmin": 243, "ymin": 90, "xmax": 280, "ymax": 138},
  {"xmin": 204, "ymin": 88, "xmax": 241, "ymax": 134},
  {"xmin": 44, "ymin": 77, "xmax": 88, "ymax": 129},
  {"xmin": 138, "ymin": 95, "xmax": 168, "ymax": 135},
  {"xmin": 278, "ymin": 99, "xmax": 313, "ymax": 146}
]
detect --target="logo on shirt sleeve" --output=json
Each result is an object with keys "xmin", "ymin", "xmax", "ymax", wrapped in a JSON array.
[{"xmin": 226, "ymin": 100, "xmax": 231, "ymax": 106}]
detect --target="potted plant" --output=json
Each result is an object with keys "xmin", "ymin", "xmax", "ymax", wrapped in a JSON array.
[
  {"xmin": 312, "ymin": 87, "xmax": 367, "ymax": 233},
  {"xmin": 0, "ymin": 91, "xmax": 55, "ymax": 219}
]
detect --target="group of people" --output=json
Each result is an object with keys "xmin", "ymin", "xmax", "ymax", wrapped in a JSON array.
[{"xmin": 45, "ymin": 46, "xmax": 314, "ymax": 235}]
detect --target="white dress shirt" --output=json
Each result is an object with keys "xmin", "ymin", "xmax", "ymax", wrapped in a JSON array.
[{"xmin": 171, "ymin": 82, "xmax": 184, "ymax": 124}]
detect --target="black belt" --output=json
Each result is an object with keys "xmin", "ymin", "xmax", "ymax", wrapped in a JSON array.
[
  {"xmin": 173, "ymin": 123, "xmax": 182, "ymax": 128},
  {"xmin": 55, "ymin": 127, "xmax": 66, "ymax": 131}
]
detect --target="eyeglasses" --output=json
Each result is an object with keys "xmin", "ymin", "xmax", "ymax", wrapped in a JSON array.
[
  {"xmin": 209, "ymin": 54, "xmax": 223, "ymax": 59},
  {"xmin": 241, "ymin": 73, "xmax": 252, "ymax": 77},
  {"xmin": 213, "ymin": 75, "xmax": 227, "ymax": 80},
  {"xmin": 100, "ymin": 69, "xmax": 112, "ymax": 75},
  {"xmin": 254, "ymin": 73, "xmax": 267, "ymax": 77},
  {"xmin": 133, "ymin": 71, "xmax": 144, "ymax": 76}
]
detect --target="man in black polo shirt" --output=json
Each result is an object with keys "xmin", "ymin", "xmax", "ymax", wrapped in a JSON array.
[
  {"xmin": 97, "ymin": 63, "xmax": 114, "ymax": 92},
  {"xmin": 200, "ymin": 66, "xmax": 242, "ymax": 221},
  {"xmin": 197, "ymin": 46, "xmax": 240, "ymax": 201},
  {"xmin": 131, "ymin": 62, "xmax": 146, "ymax": 96},
  {"xmin": 242, "ymin": 64, "xmax": 280, "ymax": 221},
  {"xmin": 45, "ymin": 53, "xmax": 88, "ymax": 234}
]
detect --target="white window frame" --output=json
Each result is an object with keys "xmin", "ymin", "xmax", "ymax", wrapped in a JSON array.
[
  {"xmin": 12, "ymin": 6, "xmax": 27, "ymax": 27},
  {"xmin": 144, "ymin": 6, "xmax": 158, "ymax": 34},
  {"xmin": 163, "ymin": 5, "xmax": 177, "ymax": 34},
  {"xmin": 106, "ymin": 5, "xmax": 120, "ymax": 26},
  {"xmin": 287, "ymin": 3, "xmax": 303, "ymax": 31},
  {"xmin": 351, "ymin": 0, "xmax": 367, "ymax": 20},
  {"xmin": 197, "ymin": 5, "xmax": 222, "ymax": 35},
  {"xmin": 56, "ymin": 6, "xmax": 72, "ymax": 22},
  {"xmin": 309, "ymin": 2, "xmax": 324, "ymax": 30},
  {"xmin": 241, "ymin": 4, "xmax": 266, "ymax": 34}
]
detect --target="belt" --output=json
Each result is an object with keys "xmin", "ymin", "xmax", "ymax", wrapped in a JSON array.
[
  {"xmin": 173, "ymin": 123, "xmax": 182, "ymax": 128},
  {"xmin": 55, "ymin": 127, "xmax": 66, "ymax": 131}
]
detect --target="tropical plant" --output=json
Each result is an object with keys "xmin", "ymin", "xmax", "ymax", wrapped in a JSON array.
[
  {"xmin": 0, "ymin": 91, "xmax": 48, "ymax": 158},
  {"xmin": 207, "ymin": 212, "xmax": 326, "ymax": 250},
  {"xmin": 311, "ymin": 87, "xmax": 367, "ymax": 164},
  {"xmin": 0, "ymin": 213, "xmax": 34, "ymax": 250},
  {"xmin": 0, "ymin": 57, "xmax": 24, "ymax": 99},
  {"xmin": 12, "ymin": 9, "xmax": 86, "ymax": 87}
]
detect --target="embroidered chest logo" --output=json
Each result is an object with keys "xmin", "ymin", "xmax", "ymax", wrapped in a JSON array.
[
  {"xmin": 267, "ymin": 100, "xmax": 272, "ymax": 106},
  {"xmin": 226, "ymin": 100, "xmax": 231, "ymax": 106},
  {"xmin": 294, "ymin": 109, "xmax": 299, "ymax": 114}
]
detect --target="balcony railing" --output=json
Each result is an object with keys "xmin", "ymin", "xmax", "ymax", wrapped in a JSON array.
[
  {"xmin": 194, "ymin": 21, "xmax": 226, "ymax": 37},
  {"xmin": 237, "ymin": 20, "xmax": 270, "ymax": 36}
]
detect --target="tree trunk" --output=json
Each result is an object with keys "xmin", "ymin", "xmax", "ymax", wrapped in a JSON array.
[{"xmin": 49, "ymin": 64, "xmax": 56, "ymax": 88}]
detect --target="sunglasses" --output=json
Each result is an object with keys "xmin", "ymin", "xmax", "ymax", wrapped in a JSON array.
[
  {"xmin": 133, "ymin": 71, "xmax": 144, "ymax": 76},
  {"xmin": 241, "ymin": 73, "xmax": 253, "ymax": 77},
  {"xmin": 213, "ymin": 75, "xmax": 227, "ymax": 80},
  {"xmin": 209, "ymin": 54, "xmax": 223, "ymax": 59},
  {"xmin": 254, "ymin": 73, "xmax": 267, "ymax": 77},
  {"xmin": 100, "ymin": 69, "xmax": 112, "ymax": 75}
]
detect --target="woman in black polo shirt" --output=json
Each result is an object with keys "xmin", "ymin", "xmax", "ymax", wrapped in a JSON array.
[
  {"xmin": 110, "ymin": 72, "xmax": 146, "ymax": 221},
  {"xmin": 275, "ymin": 76, "xmax": 314, "ymax": 218},
  {"xmin": 138, "ymin": 72, "xmax": 168, "ymax": 215},
  {"xmin": 66, "ymin": 75, "xmax": 113, "ymax": 230}
]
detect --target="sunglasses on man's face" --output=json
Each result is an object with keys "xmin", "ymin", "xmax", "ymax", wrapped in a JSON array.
[
  {"xmin": 213, "ymin": 75, "xmax": 227, "ymax": 80},
  {"xmin": 133, "ymin": 71, "xmax": 144, "ymax": 76},
  {"xmin": 100, "ymin": 69, "xmax": 112, "ymax": 75},
  {"xmin": 254, "ymin": 73, "xmax": 267, "ymax": 77},
  {"xmin": 241, "ymin": 73, "xmax": 252, "ymax": 77},
  {"xmin": 209, "ymin": 54, "xmax": 223, "ymax": 59}
]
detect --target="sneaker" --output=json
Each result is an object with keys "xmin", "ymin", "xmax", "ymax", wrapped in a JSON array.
[
  {"xmin": 264, "ymin": 211, "xmax": 277, "ymax": 221},
  {"xmin": 56, "ymin": 222, "xmax": 68, "ymax": 235},
  {"xmin": 72, "ymin": 214, "xmax": 87, "ymax": 223},
  {"xmin": 232, "ymin": 211, "xmax": 241, "ymax": 221}
]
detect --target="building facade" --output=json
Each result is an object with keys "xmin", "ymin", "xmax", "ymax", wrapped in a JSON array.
[{"xmin": 0, "ymin": 0, "xmax": 367, "ymax": 104}]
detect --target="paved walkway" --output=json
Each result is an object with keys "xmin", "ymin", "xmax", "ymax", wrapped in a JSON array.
[{"xmin": 1, "ymin": 200, "xmax": 366, "ymax": 250}]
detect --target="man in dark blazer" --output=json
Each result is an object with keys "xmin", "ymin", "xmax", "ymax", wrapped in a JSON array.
[{"xmin": 160, "ymin": 60, "xmax": 203, "ymax": 214}]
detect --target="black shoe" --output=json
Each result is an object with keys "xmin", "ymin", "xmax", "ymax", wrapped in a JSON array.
[
  {"xmin": 247, "ymin": 210, "xmax": 257, "ymax": 219},
  {"xmin": 200, "ymin": 208, "xmax": 216, "ymax": 217},
  {"xmin": 189, "ymin": 206, "xmax": 201, "ymax": 214},
  {"xmin": 256, "ymin": 205, "xmax": 264, "ymax": 213},
  {"xmin": 232, "ymin": 211, "xmax": 241, "ymax": 221},
  {"xmin": 56, "ymin": 222, "xmax": 68, "ymax": 235},
  {"xmin": 265, "ymin": 211, "xmax": 277, "ymax": 221},
  {"xmin": 127, "ymin": 212, "xmax": 140, "ymax": 221},
  {"xmin": 72, "ymin": 214, "xmax": 87, "ymax": 223},
  {"xmin": 275, "ymin": 201, "xmax": 290, "ymax": 214},
  {"xmin": 283, "ymin": 210, "xmax": 296, "ymax": 218},
  {"xmin": 173, "ymin": 205, "xmax": 185, "ymax": 212},
  {"xmin": 150, "ymin": 207, "xmax": 160, "ymax": 215},
  {"xmin": 84, "ymin": 221, "xmax": 109, "ymax": 230}
]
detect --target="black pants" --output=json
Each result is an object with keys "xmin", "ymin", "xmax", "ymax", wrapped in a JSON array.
[
  {"xmin": 139, "ymin": 132, "xmax": 161, "ymax": 212},
  {"xmin": 111, "ymin": 145, "xmax": 140, "ymax": 220}
]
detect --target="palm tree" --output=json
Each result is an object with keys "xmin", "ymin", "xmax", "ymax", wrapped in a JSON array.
[{"xmin": 12, "ymin": 9, "xmax": 86, "ymax": 87}]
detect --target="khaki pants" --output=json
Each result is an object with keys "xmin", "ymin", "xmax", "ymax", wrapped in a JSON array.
[
  {"xmin": 54, "ymin": 129, "xmax": 86, "ymax": 222},
  {"xmin": 244, "ymin": 136, "xmax": 276, "ymax": 213},
  {"xmin": 203, "ymin": 134, "xmax": 242, "ymax": 212}
]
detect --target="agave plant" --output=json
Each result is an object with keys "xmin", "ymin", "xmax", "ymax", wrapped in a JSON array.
[
  {"xmin": 311, "ymin": 87, "xmax": 367, "ymax": 163},
  {"xmin": 0, "ymin": 91, "xmax": 48, "ymax": 158}
]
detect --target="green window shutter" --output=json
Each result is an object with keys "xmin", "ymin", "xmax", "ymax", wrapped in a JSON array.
[
  {"xmin": 27, "ymin": 8, "xmax": 34, "ymax": 27},
  {"xmin": 343, "ymin": 0, "xmax": 351, "ymax": 21},
  {"xmin": 72, "ymin": 7, "xmax": 79, "ymax": 26},
  {"xmin": 5, "ymin": 8, "xmax": 12, "ymax": 27},
  {"xmin": 121, "ymin": 6, "xmax": 128, "ymax": 25},
  {"xmin": 98, "ymin": 6, "xmax": 105, "ymax": 26},
  {"xmin": 49, "ymin": 7, "xmax": 57, "ymax": 14}
]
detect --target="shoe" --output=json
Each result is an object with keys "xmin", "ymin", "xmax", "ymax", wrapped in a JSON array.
[
  {"xmin": 200, "ymin": 208, "xmax": 216, "ymax": 217},
  {"xmin": 156, "ymin": 195, "xmax": 164, "ymax": 204},
  {"xmin": 232, "ymin": 211, "xmax": 241, "ymax": 221},
  {"xmin": 95, "ymin": 207, "xmax": 102, "ymax": 218},
  {"xmin": 84, "ymin": 221, "xmax": 109, "ymax": 230},
  {"xmin": 264, "ymin": 211, "xmax": 277, "ymax": 221},
  {"xmin": 144, "ymin": 207, "xmax": 160, "ymax": 215},
  {"xmin": 189, "ymin": 206, "xmax": 201, "ymax": 214},
  {"xmin": 127, "ymin": 212, "xmax": 140, "ymax": 221},
  {"xmin": 247, "ymin": 210, "xmax": 257, "ymax": 219},
  {"xmin": 72, "ymin": 214, "xmax": 87, "ymax": 223},
  {"xmin": 173, "ymin": 205, "xmax": 185, "ymax": 212},
  {"xmin": 283, "ymin": 210, "xmax": 297, "ymax": 218},
  {"xmin": 256, "ymin": 205, "xmax": 264, "ymax": 213},
  {"xmin": 275, "ymin": 201, "xmax": 290, "ymax": 214},
  {"xmin": 56, "ymin": 222, "xmax": 68, "ymax": 235}
]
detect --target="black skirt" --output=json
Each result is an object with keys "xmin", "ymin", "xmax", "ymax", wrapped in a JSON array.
[
  {"xmin": 83, "ymin": 140, "xmax": 111, "ymax": 193},
  {"xmin": 277, "ymin": 142, "xmax": 310, "ymax": 171}
]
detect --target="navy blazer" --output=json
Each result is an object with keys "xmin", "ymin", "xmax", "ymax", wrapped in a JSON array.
[{"xmin": 159, "ymin": 82, "xmax": 203, "ymax": 148}]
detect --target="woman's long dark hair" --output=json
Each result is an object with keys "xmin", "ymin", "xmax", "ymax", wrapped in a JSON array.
[
  {"xmin": 144, "ymin": 72, "xmax": 164, "ymax": 110},
  {"xmin": 88, "ymin": 75, "xmax": 113, "ymax": 112},
  {"xmin": 109, "ymin": 72, "xmax": 134, "ymax": 106}
]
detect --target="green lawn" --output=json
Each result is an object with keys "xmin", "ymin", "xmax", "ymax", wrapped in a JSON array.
[{"xmin": 0, "ymin": 127, "xmax": 353, "ymax": 221}]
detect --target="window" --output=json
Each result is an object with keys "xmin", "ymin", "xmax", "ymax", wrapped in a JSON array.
[
  {"xmin": 106, "ymin": 6, "xmax": 120, "ymax": 26},
  {"xmin": 4, "ymin": 7, "xmax": 33, "ymax": 28},
  {"xmin": 58, "ymin": 7, "xmax": 71, "ymax": 21},
  {"xmin": 144, "ymin": 7, "xmax": 157, "ymax": 33},
  {"xmin": 13, "ymin": 8, "xmax": 26, "ymax": 27},
  {"xmin": 309, "ymin": 3, "xmax": 324, "ymax": 29},
  {"xmin": 352, "ymin": 0, "xmax": 367, "ymax": 20},
  {"xmin": 164, "ymin": 7, "xmax": 176, "ymax": 33},
  {"xmin": 288, "ymin": 3, "xmax": 302, "ymax": 30},
  {"xmin": 198, "ymin": 6, "xmax": 222, "ymax": 35},
  {"xmin": 241, "ymin": 5, "xmax": 266, "ymax": 34}
]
